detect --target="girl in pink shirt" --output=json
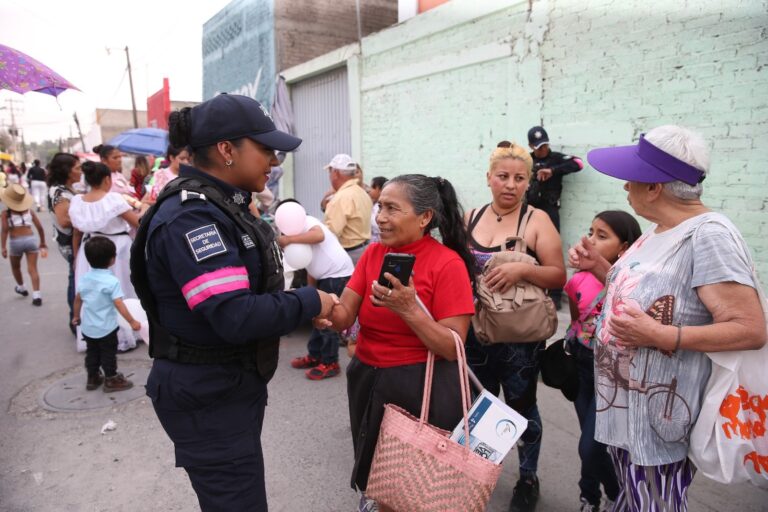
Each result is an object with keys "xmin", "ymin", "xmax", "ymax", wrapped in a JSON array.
[{"xmin": 565, "ymin": 210, "xmax": 641, "ymax": 512}]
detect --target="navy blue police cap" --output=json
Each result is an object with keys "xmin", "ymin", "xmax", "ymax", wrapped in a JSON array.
[
  {"xmin": 527, "ymin": 126, "xmax": 550, "ymax": 149},
  {"xmin": 188, "ymin": 93, "xmax": 302, "ymax": 152}
]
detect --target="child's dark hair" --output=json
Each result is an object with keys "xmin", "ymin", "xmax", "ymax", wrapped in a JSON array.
[
  {"xmin": 84, "ymin": 236, "xmax": 116, "ymax": 269},
  {"xmin": 166, "ymin": 144, "xmax": 188, "ymax": 161},
  {"xmin": 275, "ymin": 198, "xmax": 301, "ymax": 208},
  {"xmin": 81, "ymin": 161, "xmax": 111, "ymax": 187},
  {"xmin": 371, "ymin": 176, "xmax": 388, "ymax": 189},
  {"xmin": 594, "ymin": 210, "xmax": 642, "ymax": 246}
]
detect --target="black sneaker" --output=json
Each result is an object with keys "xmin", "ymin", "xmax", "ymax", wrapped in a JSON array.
[
  {"xmin": 32, "ymin": 298, "xmax": 42, "ymax": 306},
  {"xmin": 14, "ymin": 286, "xmax": 29, "ymax": 297},
  {"xmin": 509, "ymin": 475, "xmax": 539, "ymax": 512},
  {"xmin": 580, "ymin": 497, "xmax": 599, "ymax": 512}
]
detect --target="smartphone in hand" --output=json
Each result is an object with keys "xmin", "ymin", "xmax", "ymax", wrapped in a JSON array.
[{"xmin": 377, "ymin": 253, "xmax": 416, "ymax": 288}]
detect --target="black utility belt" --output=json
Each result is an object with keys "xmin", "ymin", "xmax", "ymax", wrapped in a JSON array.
[{"xmin": 159, "ymin": 338, "xmax": 260, "ymax": 366}]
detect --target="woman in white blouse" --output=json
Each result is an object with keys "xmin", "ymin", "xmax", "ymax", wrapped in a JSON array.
[{"xmin": 70, "ymin": 161, "xmax": 146, "ymax": 351}]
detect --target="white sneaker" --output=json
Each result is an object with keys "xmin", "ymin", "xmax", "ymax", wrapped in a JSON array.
[
  {"xmin": 601, "ymin": 497, "xmax": 615, "ymax": 512},
  {"xmin": 358, "ymin": 493, "xmax": 379, "ymax": 512}
]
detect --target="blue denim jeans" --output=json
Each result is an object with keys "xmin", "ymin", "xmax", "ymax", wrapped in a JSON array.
[
  {"xmin": 465, "ymin": 327, "xmax": 544, "ymax": 476},
  {"xmin": 308, "ymin": 275, "xmax": 349, "ymax": 364},
  {"xmin": 571, "ymin": 340, "xmax": 619, "ymax": 505}
]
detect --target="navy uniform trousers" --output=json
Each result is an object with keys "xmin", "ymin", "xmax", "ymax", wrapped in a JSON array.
[{"xmin": 146, "ymin": 359, "xmax": 268, "ymax": 511}]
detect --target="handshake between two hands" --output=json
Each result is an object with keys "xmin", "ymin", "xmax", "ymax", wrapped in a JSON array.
[{"xmin": 312, "ymin": 292, "xmax": 341, "ymax": 330}]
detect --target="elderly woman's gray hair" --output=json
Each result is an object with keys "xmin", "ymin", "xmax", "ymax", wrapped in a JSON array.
[{"xmin": 645, "ymin": 125, "xmax": 710, "ymax": 200}]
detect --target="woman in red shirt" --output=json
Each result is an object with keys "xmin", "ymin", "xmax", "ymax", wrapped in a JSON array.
[{"xmin": 328, "ymin": 174, "xmax": 476, "ymax": 511}]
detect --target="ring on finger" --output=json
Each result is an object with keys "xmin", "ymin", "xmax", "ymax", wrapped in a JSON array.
[{"xmin": 387, "ymin": 289, "xmax": 392, "ymax": 297}]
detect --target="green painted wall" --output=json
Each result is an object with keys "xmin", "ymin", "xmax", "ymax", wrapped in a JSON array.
[{"xmin": 357, "ymin": 0, "xmax": 768, "ymax": 277}]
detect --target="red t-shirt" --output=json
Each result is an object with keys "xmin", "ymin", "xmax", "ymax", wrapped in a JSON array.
[{"xmin": 347, "ymin": 235, "xmax": 475, "ymax": 368}]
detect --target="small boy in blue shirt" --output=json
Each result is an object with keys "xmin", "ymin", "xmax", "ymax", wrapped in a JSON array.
[{"xmin": 72, "ymin": 236, "xmax": 140, "ymax": 392}]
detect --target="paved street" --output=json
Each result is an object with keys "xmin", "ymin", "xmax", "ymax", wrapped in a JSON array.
[{"xmin": 1, "ymin": 210, "xmax": 766, "ymax": 511}]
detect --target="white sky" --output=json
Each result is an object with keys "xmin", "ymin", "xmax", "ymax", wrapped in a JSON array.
[{"xmin": 0, "ymin": 0, "xmax": 232, "ymax": 144}]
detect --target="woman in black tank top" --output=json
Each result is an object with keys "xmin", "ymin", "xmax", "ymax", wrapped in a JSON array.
[{"xmin": 463, "ymin": 141, "xmax": 566, "ymax": 512}]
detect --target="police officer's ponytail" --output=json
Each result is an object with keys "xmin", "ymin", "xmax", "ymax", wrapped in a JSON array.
[
  {"xmin": 384, "ymin": 174, "xmax": 476, "ymax": 287},
  {"xmin": 169, "ymin": 107, "xmax": 221, "ymax": 168},
  {"xmin": 168, "ymin": 107, "xmax": 193, "ymax": 148}
]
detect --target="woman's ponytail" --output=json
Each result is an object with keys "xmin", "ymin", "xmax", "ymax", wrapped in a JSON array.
[{"xmin": 432, "ymin": 176, "xmax": 476, "ymax": 287}]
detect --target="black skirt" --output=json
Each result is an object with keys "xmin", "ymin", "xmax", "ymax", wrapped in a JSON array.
[{"xmin": 346, "ymin": 356, "xmax": 464, "ymax": 491}]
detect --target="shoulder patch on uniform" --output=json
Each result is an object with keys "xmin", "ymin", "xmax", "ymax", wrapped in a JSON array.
[
  {"xmin": 241, "ymin": 234, "xmax": 256, "ymax": 249},
  {"xmin": 181, "ymin": 190, "xmax": 207, "ymax": 203},
  {"xmin": 185, "ymin": 224, "xmax": 228, "ymax": 262}
]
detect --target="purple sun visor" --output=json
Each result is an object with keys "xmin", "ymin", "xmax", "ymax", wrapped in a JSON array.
[{"xmin": 587, "ymin": 135, "xmax": 705, "ymax": 186}]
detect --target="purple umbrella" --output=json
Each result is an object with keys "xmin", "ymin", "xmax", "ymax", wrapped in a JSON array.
[{"xmin": 0, "ymin": 44, "xmax": 79, "ymax": 97}]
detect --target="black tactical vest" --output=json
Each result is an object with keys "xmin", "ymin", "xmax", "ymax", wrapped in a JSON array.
[{"xmin": 130, "ymin": 175, "xmax": 285, "ymax": 381}]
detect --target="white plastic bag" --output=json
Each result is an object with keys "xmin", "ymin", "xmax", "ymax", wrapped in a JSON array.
[{"xmin": 688, "ymin": 231, "xmax": 768, "ymax": 488}]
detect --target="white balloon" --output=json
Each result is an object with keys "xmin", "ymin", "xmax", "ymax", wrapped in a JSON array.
[
  {"xmin": 283, "ymin": 243, "xmax": 313, "ymax": 270},
  {"xmin": 117, "ymin": 298, "xmax": 150, "ymax": 345},
  {"xmin": 275, "ymin": 202, "xmax": 307, "ymax": 236}
]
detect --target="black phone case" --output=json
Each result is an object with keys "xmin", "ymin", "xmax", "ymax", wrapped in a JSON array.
[{"xmin": 377, "ymin": 253, "xmax": 416, "ymax": 288}]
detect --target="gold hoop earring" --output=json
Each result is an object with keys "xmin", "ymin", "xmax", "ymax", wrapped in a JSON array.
[{"xmin": 225, "ymin": 160, "xmax": 233, "ymax": 167}]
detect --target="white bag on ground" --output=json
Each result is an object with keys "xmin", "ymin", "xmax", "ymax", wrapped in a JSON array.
[{"xmin": 116, "ymin": 298, "xmax": 150, "ymax": 345}]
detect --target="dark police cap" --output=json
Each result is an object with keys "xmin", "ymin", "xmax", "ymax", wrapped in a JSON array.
[
  {"xmin": 527, "ymin": 126, "xmax": 550, "ymax": 149},
  {"xmin": 189, "ymin": 93, "xmax": 302, "ymax": 152}
]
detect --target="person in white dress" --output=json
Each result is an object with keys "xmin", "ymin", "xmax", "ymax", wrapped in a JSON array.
[{"xmin": 70, "ymin": 161, "xmax": 146, "ymax": 352}]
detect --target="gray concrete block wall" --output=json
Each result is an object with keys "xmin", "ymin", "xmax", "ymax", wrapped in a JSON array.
[{"xmin": 275, "ymin": 0, "xmax": 397, "ymax": 70}]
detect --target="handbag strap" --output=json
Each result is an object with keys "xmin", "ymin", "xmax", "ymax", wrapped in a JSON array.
[
  {"xmin": 467, "ymin": 204, "xmax": 489, "ymax": 234},
  {"xmin": 415, "ymin": 295, "xmax": 473, "ymax": 452},
  {"xmin": 578, "ymin": 287, "xmax": 606, "ymax": 323},
  {"xmin": 498, "ymin": 204, "xmax": 532, "ymax": 254},
  {"xmin": 418, "ymin": 330, "xmax": 472, "ymax": 450}
]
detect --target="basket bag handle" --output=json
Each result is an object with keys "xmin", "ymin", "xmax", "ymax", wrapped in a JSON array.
[{"xmin": 415, "ymin": 295, "xmax": 474, "ymax": 454}]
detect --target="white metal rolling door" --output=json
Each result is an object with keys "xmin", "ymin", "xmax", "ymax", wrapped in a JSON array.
[{"xmin": 291, "ymin": 66, "xmax": 351, "ymax": 220}]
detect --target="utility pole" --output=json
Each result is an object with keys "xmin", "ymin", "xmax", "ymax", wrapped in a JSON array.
[
  {"xmin": 125, "ymin": 46, "xmax": 139, "ymax": 128},
  {"xmin": 20, "ymin": 131, "xmax": 28, "ymax": 163},
  {"xmin": 5, "ymin": 98, "xmax": 22, "ymax": 161},
  {"xmin": 73, "ymin": 112, "xmax": 86, "ymax": 152}
]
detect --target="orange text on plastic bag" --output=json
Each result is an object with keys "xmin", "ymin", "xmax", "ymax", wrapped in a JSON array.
[
  {"xmin": 743, "ymin": 451, "xmax": 768, "ymax": 474},
  {"xmin": 719, "ymin": 386, "xmax": 768, "ymax": 440}
]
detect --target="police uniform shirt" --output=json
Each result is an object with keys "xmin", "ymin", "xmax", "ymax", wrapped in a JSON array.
[
  {"xmin": 528, "ymin": 149, "xmax": 584, "ymax": 207},
  {"xmin": 145, "ymin": 165, "xmax": 320, "ymax": 347}
]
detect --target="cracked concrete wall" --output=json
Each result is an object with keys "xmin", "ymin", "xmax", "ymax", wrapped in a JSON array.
[
  {"xmin": 354, "ymin": 0, "xmax": 768, "ymax": 275},
  {"xmin": 542, "ymin": 0, "xmax": 768, "ymax": 277},
  {"xmin": 359, "ymin": 0, "xmax": 539, "ymax": 208}
]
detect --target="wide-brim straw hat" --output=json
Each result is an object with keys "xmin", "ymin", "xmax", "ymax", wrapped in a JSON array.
[{"xmin": 0, "ymin": 184, "xmax": 34, "ymax": 211}]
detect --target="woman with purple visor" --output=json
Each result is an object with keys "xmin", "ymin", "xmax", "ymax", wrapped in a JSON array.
[{"xmin": 568, "ymin": 125, "xmax": 765, "ymax": 511}]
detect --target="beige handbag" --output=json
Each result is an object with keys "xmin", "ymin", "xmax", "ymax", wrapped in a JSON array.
[{"xmin": 472, "ymin": 210, "xmax": 558, "ymax": 343}]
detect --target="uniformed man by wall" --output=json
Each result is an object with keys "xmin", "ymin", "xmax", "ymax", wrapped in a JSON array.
[
  {"xmin": 527, "ymin": 125, "xmax": 583, "ymax": 309},
  {"xmin": 131, "ymin": 94, "xmax": 337, "ymax": 511}
]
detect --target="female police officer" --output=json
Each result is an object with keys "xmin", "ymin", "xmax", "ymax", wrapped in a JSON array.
[{"xmin": 131, "ymin": 94, "xmax": 337, "ymax": 511}]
